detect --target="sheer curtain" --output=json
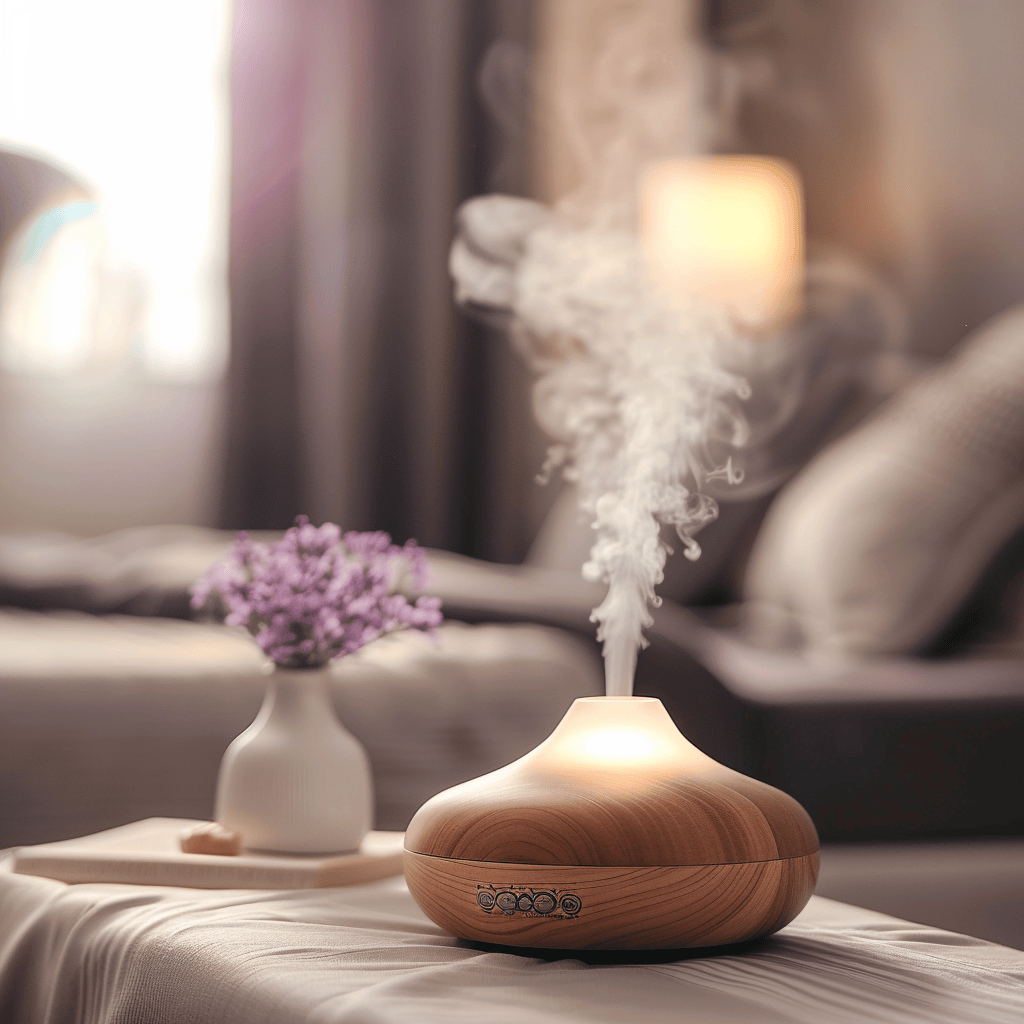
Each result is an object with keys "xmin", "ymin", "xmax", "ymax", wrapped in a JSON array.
[{"xmin": 222, "ymin": 0, "xmax": 552, "ymax": 562}]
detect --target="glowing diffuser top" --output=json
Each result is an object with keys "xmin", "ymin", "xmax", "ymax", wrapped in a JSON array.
[
  {"xmin": 640, "ymin": 156, "xmax": 804, "ymax": 329},
  {"xmin": 406, "ymin": 696, "xmax": 818, "ymax": 869}
]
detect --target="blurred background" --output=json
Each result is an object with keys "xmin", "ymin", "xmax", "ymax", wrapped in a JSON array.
[
  {"xmin": 0, "ymin": 0, "xmax": 550, "ymax": 559},
  {"xmin": 2, "ymin": 0, "xmax": 1024, "ymax": 559},
  {"xmin": 3, "ymin": 0, "xmax": 1024, "ymax": 947}
]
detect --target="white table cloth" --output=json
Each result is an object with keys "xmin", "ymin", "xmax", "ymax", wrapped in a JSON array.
[{"xmin": 2, "ymin": 863, "xmax": 1023, "ymax": 1024}]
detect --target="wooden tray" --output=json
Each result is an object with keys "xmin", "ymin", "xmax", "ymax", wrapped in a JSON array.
[{"xmin": 11, "ymin": 818, "xmax": 405, "ymax": 890}]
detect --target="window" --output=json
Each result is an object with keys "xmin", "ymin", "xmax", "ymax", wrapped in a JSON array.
[{"xmin": 0, "ymin": 0, "xmax": 232, "ymax": 379}]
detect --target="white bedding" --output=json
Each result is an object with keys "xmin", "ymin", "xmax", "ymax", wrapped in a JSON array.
[{"xmin": 1, "ymin": 865, "xmax": 1022, "ymax": 1024}]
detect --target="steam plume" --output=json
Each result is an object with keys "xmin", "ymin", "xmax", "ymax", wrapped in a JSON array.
[
  {"xmin": 451, "ymin": 2, "xmax": 901, "ymax": 695},
  {"xmin": 454, "ymin": 195, "xmax": 750, "ymax": 694},
  {"xmin": 451, "ymin": 1, "xmax": 753, "ymax": 695}
]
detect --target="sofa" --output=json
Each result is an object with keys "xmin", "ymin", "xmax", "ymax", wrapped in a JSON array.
[
  {"xmin": 2, "ymin": 514, "xmax": 1022, "ymax": 859},
  {"xmin": 0, "ymin": 527, "xmax": 605, "ymax": 850},
  {"xmin": 3, "ymin": 303, "xmax": 1024, "ymax": 868}
]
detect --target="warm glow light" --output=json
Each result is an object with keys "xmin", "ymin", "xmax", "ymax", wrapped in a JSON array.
[
  {"xmin": 640, "ymin": 156, "xmax": 804, "ymax": 329},
  {"xmin": 532, "ymin": 696, "xmax": 705, "ymax": 772},
  {"xmin": 574, "ymin": 728, "xmax": 661, "ymax": 762}
]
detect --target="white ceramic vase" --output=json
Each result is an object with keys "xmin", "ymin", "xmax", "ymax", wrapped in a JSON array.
[{"xmin": 215, "ymin": 666, "xmax": 373, "ymax": 854}]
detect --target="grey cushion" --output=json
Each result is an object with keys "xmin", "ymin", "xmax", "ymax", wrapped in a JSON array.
[{"xmin": 744, "ymin": 306, "xmax": 1024, "ymax": 657}]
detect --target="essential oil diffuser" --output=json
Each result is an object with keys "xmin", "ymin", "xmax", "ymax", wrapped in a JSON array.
[{"xmin": 404, "ymin": 696, "xmax": 819, "ymax": 950}]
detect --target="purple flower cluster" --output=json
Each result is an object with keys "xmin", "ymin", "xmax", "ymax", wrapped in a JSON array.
[{"xmin": 190, "ymin": 517, "xmax": 443, "ymax": 668}]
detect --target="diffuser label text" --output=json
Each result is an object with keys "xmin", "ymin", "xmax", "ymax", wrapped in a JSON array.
[{"xmin": 476, "ymin": 883, "xmax": 581, "ymax": 919}]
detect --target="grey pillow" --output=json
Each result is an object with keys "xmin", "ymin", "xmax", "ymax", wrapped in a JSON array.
[{"xmin": 743, "ymin": 306, "xmax": 1024, "ymax": 657}]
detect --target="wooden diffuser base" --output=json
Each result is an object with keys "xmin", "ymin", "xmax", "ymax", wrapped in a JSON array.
[{"xmin": 404, "ymin": 697, "xmax": 819, "ymax": 950}]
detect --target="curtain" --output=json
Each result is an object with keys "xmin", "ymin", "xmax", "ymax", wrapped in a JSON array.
[{"xmin": 220, "ymin": 0, "xmax": 553, "ymax": 562}]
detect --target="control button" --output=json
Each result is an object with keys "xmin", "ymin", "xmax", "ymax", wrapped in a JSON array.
[
  {"xmin": 531, "ymin": 892, "xmax": 556, "ymax": 915},
  {"xmin": 495, "ymin": 891, "xmax": 517, "ymax": 913},
  {"xmin": 559, "ymin": 894, "xmax": 582, "ymax": 915}
]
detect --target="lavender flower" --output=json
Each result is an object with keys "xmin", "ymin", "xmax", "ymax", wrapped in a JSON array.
[{"xmin": 191, "ymin": 517, "xmax": 443, "ymax": 668}]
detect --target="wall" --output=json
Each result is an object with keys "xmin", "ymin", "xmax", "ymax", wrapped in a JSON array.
[{"xmin": 0, "ymin": 373, "xmax": 223, "ymax": 535}]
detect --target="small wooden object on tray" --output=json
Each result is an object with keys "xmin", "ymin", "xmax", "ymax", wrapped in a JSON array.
[
  {"xmin": 11, "ymin": 818, "xmax": 405, "ymax": 890},
  {"xmin": 179, "ymin": 821, "xmax": 244, "ymax": 856}
]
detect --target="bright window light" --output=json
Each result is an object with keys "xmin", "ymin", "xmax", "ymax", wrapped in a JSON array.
[
  {"xmin": 0, "ymin": 0, "xmax": 232, "ymax": 380},
  {"xmin": 1, "ymin": 206, "xmax": 104, "ymax": 374}
]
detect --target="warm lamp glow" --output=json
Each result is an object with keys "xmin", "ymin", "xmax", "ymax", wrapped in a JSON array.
[{"xmin": 640, "ymin": 156, "xmax": 804, "ymax": 328}]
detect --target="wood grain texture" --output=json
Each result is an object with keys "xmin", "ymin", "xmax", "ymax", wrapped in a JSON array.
[
  {"xmin": 404, "ymin": 698, "xmax": 819, "ymax": 948},
  {"xmin": 404, "ymin": 850, "xmax": 820, "ymax": 949},
  {"xmin": 405, "ymin": 698, "xmax": 818, "ymax": 867}
]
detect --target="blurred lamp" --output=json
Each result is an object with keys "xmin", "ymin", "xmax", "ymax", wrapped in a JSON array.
[{"xmin": 640, "ymin": 156, "xmax": 804, "ymax": 329}]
